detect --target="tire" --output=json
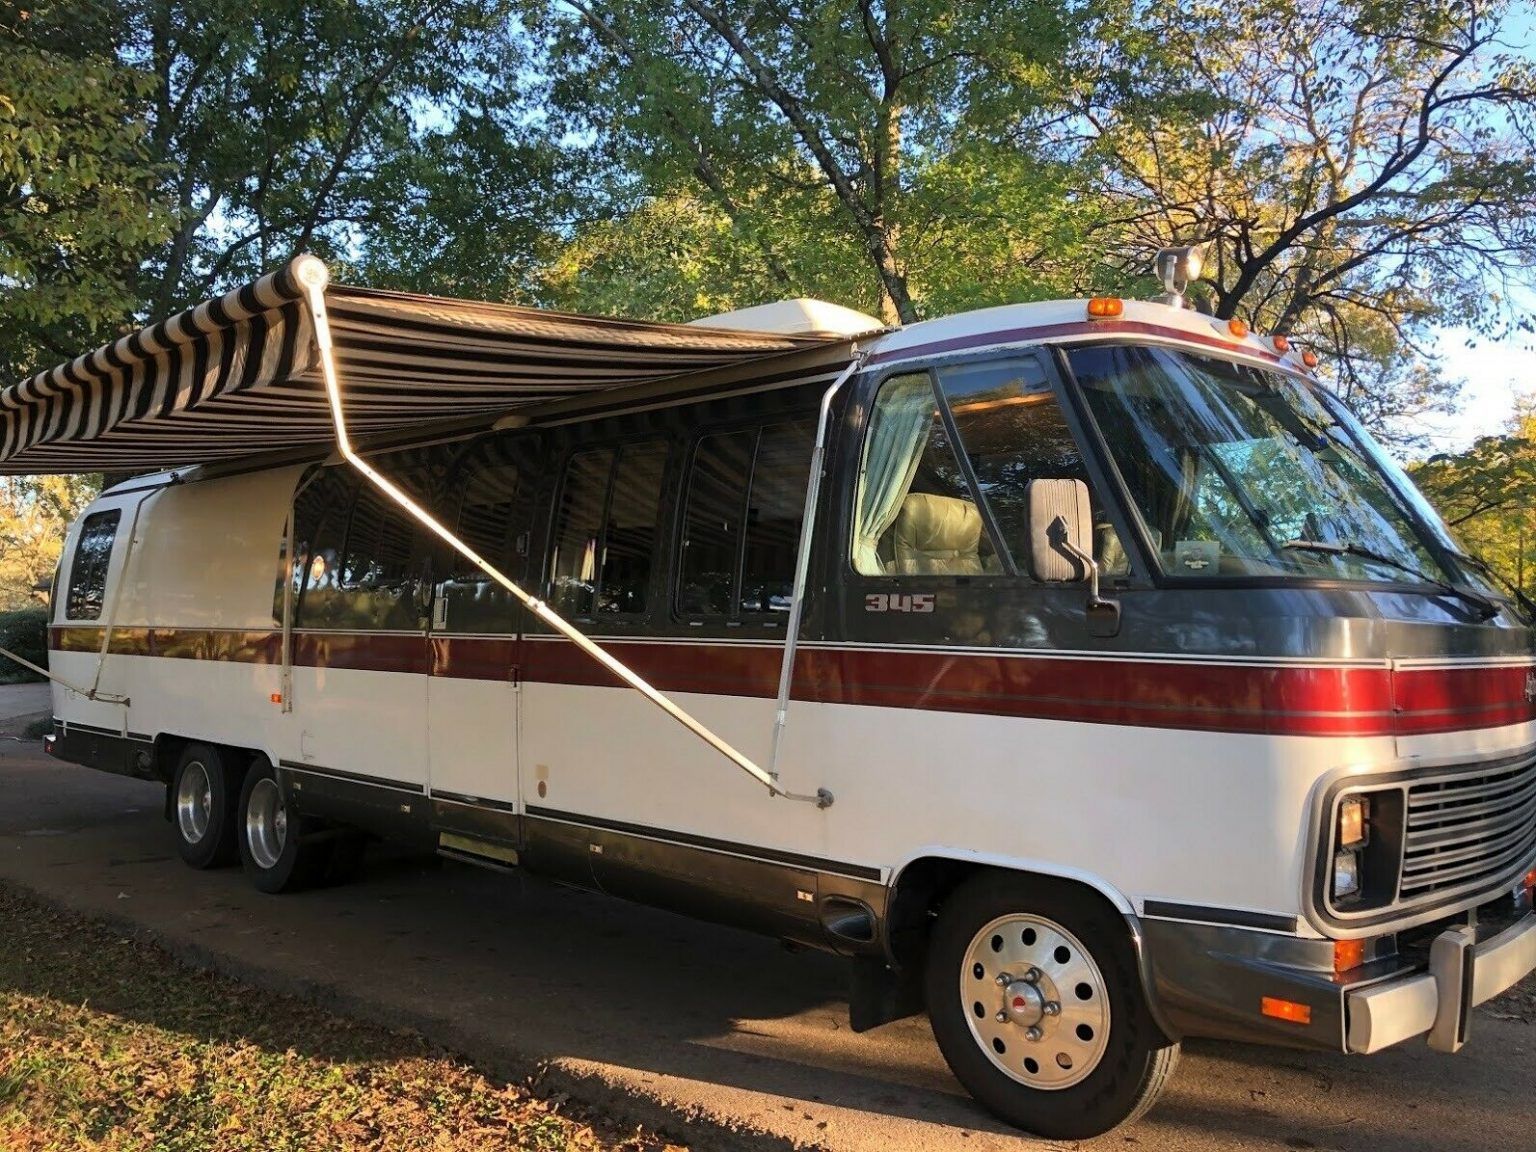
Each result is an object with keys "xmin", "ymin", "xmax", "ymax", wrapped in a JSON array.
[
  {"xmin": 236, "ymin": 759, "xmax": 326, "ymax": 894},
  {"xmin": 171, "ymin": 744, "xmax": 241, "ymax": 869},
  {"xmin": 925, "ymin": 872, "xmax": 1179, "ymax": 1139}
]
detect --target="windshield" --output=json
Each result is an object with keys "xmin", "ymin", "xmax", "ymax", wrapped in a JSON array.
[{"xmin": 1065, "ymin": 344, "xmax": 1492, "ymax": 592}]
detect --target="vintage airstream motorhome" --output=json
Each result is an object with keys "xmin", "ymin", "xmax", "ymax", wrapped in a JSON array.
[{"xmin": 4, "ymin": 252, "xmax": 1536, "ymax": 1138}]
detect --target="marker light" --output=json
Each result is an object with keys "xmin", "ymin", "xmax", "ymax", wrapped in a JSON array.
[
  {"xmin": 1338, "ymin": 795, "xmax": 1369, "ymax": 848},
  {"xmin": 1301, "ymin": 349, "xmax": 1320, "ymax": 369},
  {"xmin": 1261, "ymin": 997, "xmax": 1312, "ymax": 1025},
  {"xmin": 270, "ymin": 693, "xmax": 283, "ymax": 705},
  {"xmin": 1333, "ymin": 939, "xmax": 1366, "ymax": 974},
  {"xmin": 1272, "ymin": 335, "xmax": 1290, "ymax": 353},
  {"xmin": 1227, "ymin": 318, "xmax": 1249, "ymax": 339},
  {"xmin": 1087, "ymin": 297, "xmax": 1124, "ymax": 319}
]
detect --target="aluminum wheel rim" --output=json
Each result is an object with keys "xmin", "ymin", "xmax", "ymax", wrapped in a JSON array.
[
  {"xmin": 959, "ymin": 914, "xmax": 1111, "ymax": 1091},
  {"xmin": 176, "ymin": 760, "xmax": 213, "ymax": 845},
  {"xmin": 245, "ymin": 778, "xmax": 287, "ymax": 870}
]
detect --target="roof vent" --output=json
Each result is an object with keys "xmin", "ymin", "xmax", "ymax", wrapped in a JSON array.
[{"xmin": 688, "ymin": 298, "xmax": 883, "ymax": 338}]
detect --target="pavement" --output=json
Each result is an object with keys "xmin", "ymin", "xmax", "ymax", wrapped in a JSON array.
[
  {"xmin": 0, "ymin": 680, "xmax": 50, "ymax": 727},
  {"xmin": 0, "ymin": 731, "xmax": 1533, "ymax": 1151}
]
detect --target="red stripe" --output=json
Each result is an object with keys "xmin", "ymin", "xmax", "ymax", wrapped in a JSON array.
[{"xmin": 49, "ymin": 626, "xmax": 1535, "ymax": 738}]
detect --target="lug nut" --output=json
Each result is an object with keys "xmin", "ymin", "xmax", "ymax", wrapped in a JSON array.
[
  {"xmin": 1023, "ymin": 967, "xmax": 1041, "ymax": 984},
  {"xmin": 995, "ymin": 973, "xmax": 1011, "ymax": 986},
  {"xmin": 1026, "ymin": 1026, "xmax": 1044, "ymax": 1042},
  {"xmin": 995, "ymin": 1011, "xmax": 1008, "ymax": 1023},
  {"xmin": 1043, "ymin": 1001, "xmax": 1060, "ymax": 1016}
]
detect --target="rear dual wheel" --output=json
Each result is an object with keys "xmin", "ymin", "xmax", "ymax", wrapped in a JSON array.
[
  {"xmin": 926, "ymin": 873, "xmax": 1179, "ymax": 1139},
  {"xmin": 172, "ymin": 744, "xmax": 241, "ymax": 869},
  {"xmin": 238, "ymin": 760, "xmax": 336, "ymax": 893}
]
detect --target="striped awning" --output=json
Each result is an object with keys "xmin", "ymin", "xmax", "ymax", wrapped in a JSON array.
[{"xmin": 0, "ymin": 257, "xmax": 840, "ymax": 475}]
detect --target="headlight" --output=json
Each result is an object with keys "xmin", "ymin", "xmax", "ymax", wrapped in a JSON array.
[
  {"xmin": 1333, "ymin": 849, "xmax": 1362, "ymax": 898},
  {"xmin": 1338, "ymin": 795, "xmax": 1369, "ymax": 848}
]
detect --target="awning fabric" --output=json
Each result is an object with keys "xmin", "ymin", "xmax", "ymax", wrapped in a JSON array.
[{"xmin": 0, "ymin": 257, "xmax": 839, "ymax": 475}]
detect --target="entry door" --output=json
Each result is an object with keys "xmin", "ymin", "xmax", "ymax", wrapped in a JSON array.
[{"xmin": 425, "ymin": 435, "xmax": 537, "ymax": 845}]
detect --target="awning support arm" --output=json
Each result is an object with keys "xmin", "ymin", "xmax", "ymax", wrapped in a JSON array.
[
  {"xmin": 294, "ymin": 257, "xmax": 831, "ymax": 808},
  {"xmin": 768, "ymin": 353, "xmax": 864, "ymax": 777}
]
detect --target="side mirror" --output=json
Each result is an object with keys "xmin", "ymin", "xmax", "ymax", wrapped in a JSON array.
[{"xmin": 1027, "ymin": 478, "xmax": 1122, "ymax": 638}]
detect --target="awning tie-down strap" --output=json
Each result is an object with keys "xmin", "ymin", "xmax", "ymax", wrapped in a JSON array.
[{"xmin": 296, "ymin": 256, "xmax": 839, "ymax": 808}]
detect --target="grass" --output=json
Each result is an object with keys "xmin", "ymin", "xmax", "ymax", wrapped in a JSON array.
[{"xmin": 0, "ymin": 885, "xmax": 683, "ymax": 1151}]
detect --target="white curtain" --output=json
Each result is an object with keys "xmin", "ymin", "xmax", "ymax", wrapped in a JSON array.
[{"xmin": 853, "ymin": 374, "xmax": 936, "ymax": 573}]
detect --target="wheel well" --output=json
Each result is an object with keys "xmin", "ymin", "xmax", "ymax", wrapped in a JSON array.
[{"xmin": 886, "ymin": 858, "xmax": 1127, "ymax": 970}]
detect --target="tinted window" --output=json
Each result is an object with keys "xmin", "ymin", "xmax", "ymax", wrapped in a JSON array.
[
  {"xmin": 741, "ymin": 421, "xmax": 815, "ymax": 613},
  {"xmin": 291, "ymin": 469, "xmax": 427, "ymax": 630},
  {"xmin": 547, "ymin": 441, "xmax": 668, "ymax": 617},
  {"xmin": 66, "ymin": 510, "xmax": 120, "ymax": 620},
  {"xmin": 679, "ymin": 431, "xmax": 756, "ymax": 615},
  {"xmin": 436, "ymin": 438, "xmax": 525, "ymax": 634},
  {"xmin": 678, "ymin": 420, "xmax": 816, "ymax": 617}
]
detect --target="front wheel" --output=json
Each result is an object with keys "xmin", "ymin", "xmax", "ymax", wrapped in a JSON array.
[{"xmin": 925, "ymin": 873, "xmax": 1179, "ymax": 1139}]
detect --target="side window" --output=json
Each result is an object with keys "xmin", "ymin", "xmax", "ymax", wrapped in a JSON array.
[
  {"xmin": 852, "ymin": 374, "xmax": 999, "ymax": 576},
  {"xmin": 740, "ymin": 421, "xmax": 814, "ymax": 613},
  {"xmin": 936, "ymin": 358, "xmax": 1128, "ymax": 576},
  {"xmin": 65, "ymin": 510, "xmax": 121, "ymax": 620},
  {"xmin": 680, "ymin": 430, "xmax": 756, "ymax": 615},
  {"xmin": 678, "ymin": 420, "xmax": 815, "ymax": 618},
  {"xmin": 547, "ymin": 440, "xmax": 668, "ymax": 618},
  {"xmin": 293, "ymin": 471, "xmax": 426, "ymax": 630},
  {"xmin": 436, "ymin": 438, "xmax": 525, "ymax": 634}
]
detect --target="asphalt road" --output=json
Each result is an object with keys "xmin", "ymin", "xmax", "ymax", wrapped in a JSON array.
[{"xmin": 1, "ymin": 740, "xmax": 1533, "ymax": 1152}]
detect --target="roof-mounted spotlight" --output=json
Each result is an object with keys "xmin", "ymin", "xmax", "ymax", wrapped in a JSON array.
[{"xmin": 1153, "ymin": 245, "xmax": 1204, "ymax": 309}]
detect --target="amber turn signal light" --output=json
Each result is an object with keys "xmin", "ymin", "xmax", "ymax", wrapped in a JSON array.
[
  {"xmin": 1333, "ymin": 939, "xmax": 1366, "ymax": 974},
  {"xmin": 1272, "ymin": 334, "xmax": 1290, "ymax": 353},
  {"xmin": 1087, "ymin": 297, "xmax": 1124, "ymax": 319},
  {"xmin": 1261, "ymin": 996, "xmax": 1312, "ymax": 1025},
  {"xmin": 1227, "ymin": 318, "xmax": 1249, "ymax": 338}
]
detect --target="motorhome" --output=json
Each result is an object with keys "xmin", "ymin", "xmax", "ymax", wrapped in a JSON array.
[{"xmin": 5, "ymin": 252, "xmax": 1536, "ymax": 1138}]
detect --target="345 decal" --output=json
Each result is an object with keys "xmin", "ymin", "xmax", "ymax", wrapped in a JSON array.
[{"xmin": 864, "ymin": 593, "xmax": 935, "ymax": 613}]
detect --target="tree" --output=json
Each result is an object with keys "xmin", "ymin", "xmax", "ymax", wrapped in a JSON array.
[
  {"xmin": 116, "ymin": 0, "xmax": 561, "ymax": 313},
  {"xmin": 0, "ymin": 474, "xmax": 101, "ymax": 609},
  {"xmin": 0, "ymin": 1, "xmax": 171, "ymax": 386},
  {"xmin": 1414, "ymin": 400, "xmax": 1536, "ymax": 595},
  {"xmin": 544, "ymin": 0, "xmax": 1134, "ymax": 324},
  {"xmin": 1077, "ymin": 0, "xmax": 1536, "ymax": 439}
]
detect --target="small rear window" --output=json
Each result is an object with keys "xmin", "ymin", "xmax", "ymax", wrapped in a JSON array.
[{"xmin": 66, "ymin": 510, "xmax": 121, "ymax": 620}]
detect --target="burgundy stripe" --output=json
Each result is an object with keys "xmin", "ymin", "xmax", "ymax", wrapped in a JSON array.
[{"xmin": 48, "ymin": 627, "xmax": 1535, "ymax": 738}]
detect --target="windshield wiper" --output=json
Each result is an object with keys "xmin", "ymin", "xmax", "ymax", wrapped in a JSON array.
[
  {"xmin": 1445, "ymin": 549, "xmax": 1536, "ymax": 618},
  {"xmin": 1281, "ymin": 539, "xmax": 1501, "ymax": 620}
]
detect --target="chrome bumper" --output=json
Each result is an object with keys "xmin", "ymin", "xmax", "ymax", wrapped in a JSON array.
[{"xmin": 1346, "ymin": 912, "xmax": 1536, "ymax": 1054}]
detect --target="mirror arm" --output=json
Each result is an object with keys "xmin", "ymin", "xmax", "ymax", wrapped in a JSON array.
[{"xmin": 1051, "ymin": 515, "xmax": 1122, "ymax": 638}]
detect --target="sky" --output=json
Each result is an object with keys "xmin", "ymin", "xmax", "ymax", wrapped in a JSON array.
[{"xmin": 1422, "ymin": 326, "xmax": 1536, "ymax": 455}]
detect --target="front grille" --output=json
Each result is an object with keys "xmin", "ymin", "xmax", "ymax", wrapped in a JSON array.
[{"xmin": 1401, "ymin": 758, "xmax": 1536, "ymax": 903}]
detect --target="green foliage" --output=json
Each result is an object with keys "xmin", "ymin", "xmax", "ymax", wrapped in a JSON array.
[
  {"xmin": 0, "ymin": 475, "xmax": 100, "ymax": 612},
  {"xmin": 0, "ymin": 606, "xmax": 49, "ymax": 682},
  {"xmin": 0, "ymin": 2, "xmax": 172, "ymax": 386},
  {"xmin": 1414, "ymin": 404, "xmax": 1536, "ymax": 596},
  {"xmin": 543, "ymin": 0, "xmax": 1137, "ymax": 323}
]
